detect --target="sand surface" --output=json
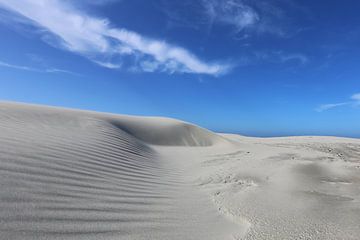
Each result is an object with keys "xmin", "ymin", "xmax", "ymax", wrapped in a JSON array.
[{"xmin": 0, "ymin": 102, "xmax": 359, "ymax": 239}]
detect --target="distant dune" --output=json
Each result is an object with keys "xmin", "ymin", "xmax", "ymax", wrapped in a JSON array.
[{"xmin": 0, "ymin": 102, "xmax": 359, "ymax": 239}]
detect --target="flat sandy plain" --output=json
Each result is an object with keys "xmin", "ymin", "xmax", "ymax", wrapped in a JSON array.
[{"xmin": 0, "ymin": 102, "xmax": 359, "ymax": 239}]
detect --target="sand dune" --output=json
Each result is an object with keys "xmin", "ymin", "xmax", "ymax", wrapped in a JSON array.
[
  {"xmin": 0, "ymin": 102, "xmax": 238, "ymax": 240},
  {"xmin": 0, "ymin": 102, "xmax": 359, "ymax": 239}
]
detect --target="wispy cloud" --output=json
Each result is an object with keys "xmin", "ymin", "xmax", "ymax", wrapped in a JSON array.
[
  {"xmin": 255, "ymin": 51, "xmax": 309, "ymax": 65},
  {"xmin": 0, "ymin": 0, "xmax": 229, "ymax": 75},
  {"xmin": 203, "ymin": 0, "xmax": 259, "ymax": 33},
  {"xmin": 91, "ymin": 60, "xmax": 122, "ymax": 69},
  {"xmin": 201, "ymin": 0, "xmax": 288, "ymax": 37},
  {"xmin": 0, "ymin": 60, "xmax": 77, "ymax": 75},
  {"xmin": 73, "ymin": 0, "xmax": 121, "ymax": 6},
  {"xmin": 0, "ymin": 61, "xmax": 36, "ymax": 72},
  {"xmin": 315, "ymin": 102, "xmax": 350, "ymax": 112},
  {"xmin": 316, "ymin": 93, "xmax": 360, "ymax": 112},
  {"xmin": 279, "ymin": 53, "xmax": 308, "ymax": 65},
  {"xmin": 160, "ymin": 0, "xmax": 291, "ymax": 38}
]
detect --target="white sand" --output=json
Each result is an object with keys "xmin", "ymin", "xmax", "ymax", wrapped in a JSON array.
[{"xmin": 0, "ymin": 102, "xmax": 359, "ymax": 239}]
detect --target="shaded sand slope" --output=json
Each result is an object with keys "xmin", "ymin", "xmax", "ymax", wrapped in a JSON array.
[
  {"xmin": 107, "ymin": 115, "xmax": 225, "ymax": 146},
  {"xmin": 0, "ymin": 102, "xmax": 238, "ymax": 240}
]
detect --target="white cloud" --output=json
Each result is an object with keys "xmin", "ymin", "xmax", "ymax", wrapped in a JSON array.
[
  {"xmin": 0, "ymin": 0, "xmax": 229, "ymax": 75},
  {"xmin": 0, "ymin": 60, "xmax": 35, "ymax": 72},
  {"xmin": 315, "ymin": 102, "xmax": 350, "ymax": 112},
  {"xmin": 91, "ymin": 60, "xmax": 122, "ymax": 69},
  {"xmin": 45, "ymin": 68, "xmax": 79, "ymax": 75},
  {"xmin": 107, "ymin": 28, "xmax": 229, "ymax": 74},
  {"xmin": 316, "ymin": 93, "xmax": 360, "ymax": 112},
  {"xmin": 0, "ymin": 60, "xmax": 77, "ymax": 75},
  {"xmin": 139, "ymin": 61, "xmax": 160, "ymax": 73}
]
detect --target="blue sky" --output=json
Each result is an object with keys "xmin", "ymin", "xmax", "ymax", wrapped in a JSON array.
[{"xmin": 0, "ymin": 0, "xmax": 360, "ymax": 137}]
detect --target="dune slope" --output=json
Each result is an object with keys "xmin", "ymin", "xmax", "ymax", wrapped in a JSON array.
[{"xmin": 0, "ymin": 102, "xmax": 238, "ymax": 240}]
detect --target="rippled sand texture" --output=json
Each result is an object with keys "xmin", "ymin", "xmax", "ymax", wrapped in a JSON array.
[
  {"xmin": 0, "ymin": 102, "xmax": 237, "ymax": 240},
  {"xmin": 1, "ymin": 102, "xmax": 360, "ymax": 240}
]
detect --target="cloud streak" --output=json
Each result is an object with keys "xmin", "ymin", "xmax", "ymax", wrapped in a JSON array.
[
  {"xmin": 315, "ymin": 102, "xmax": 350, "ymax": 112},
  {"xmin": 279, "ymin": 53, "xmax": 308, "ymax": 65},
  {"xmin": 0, "ymin": 60, "xmax": 77, "ymax": 75},
  {"xmin": 0, "ymin": 0, "xmax": 229, "ymax": 75},
  {"xmin": 254, "ymin": 51, "xmax": 309, "ymax": 65},
  {"xmin": 316, "ymin": 93, "xmax": 360, "ymax": 112}
]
